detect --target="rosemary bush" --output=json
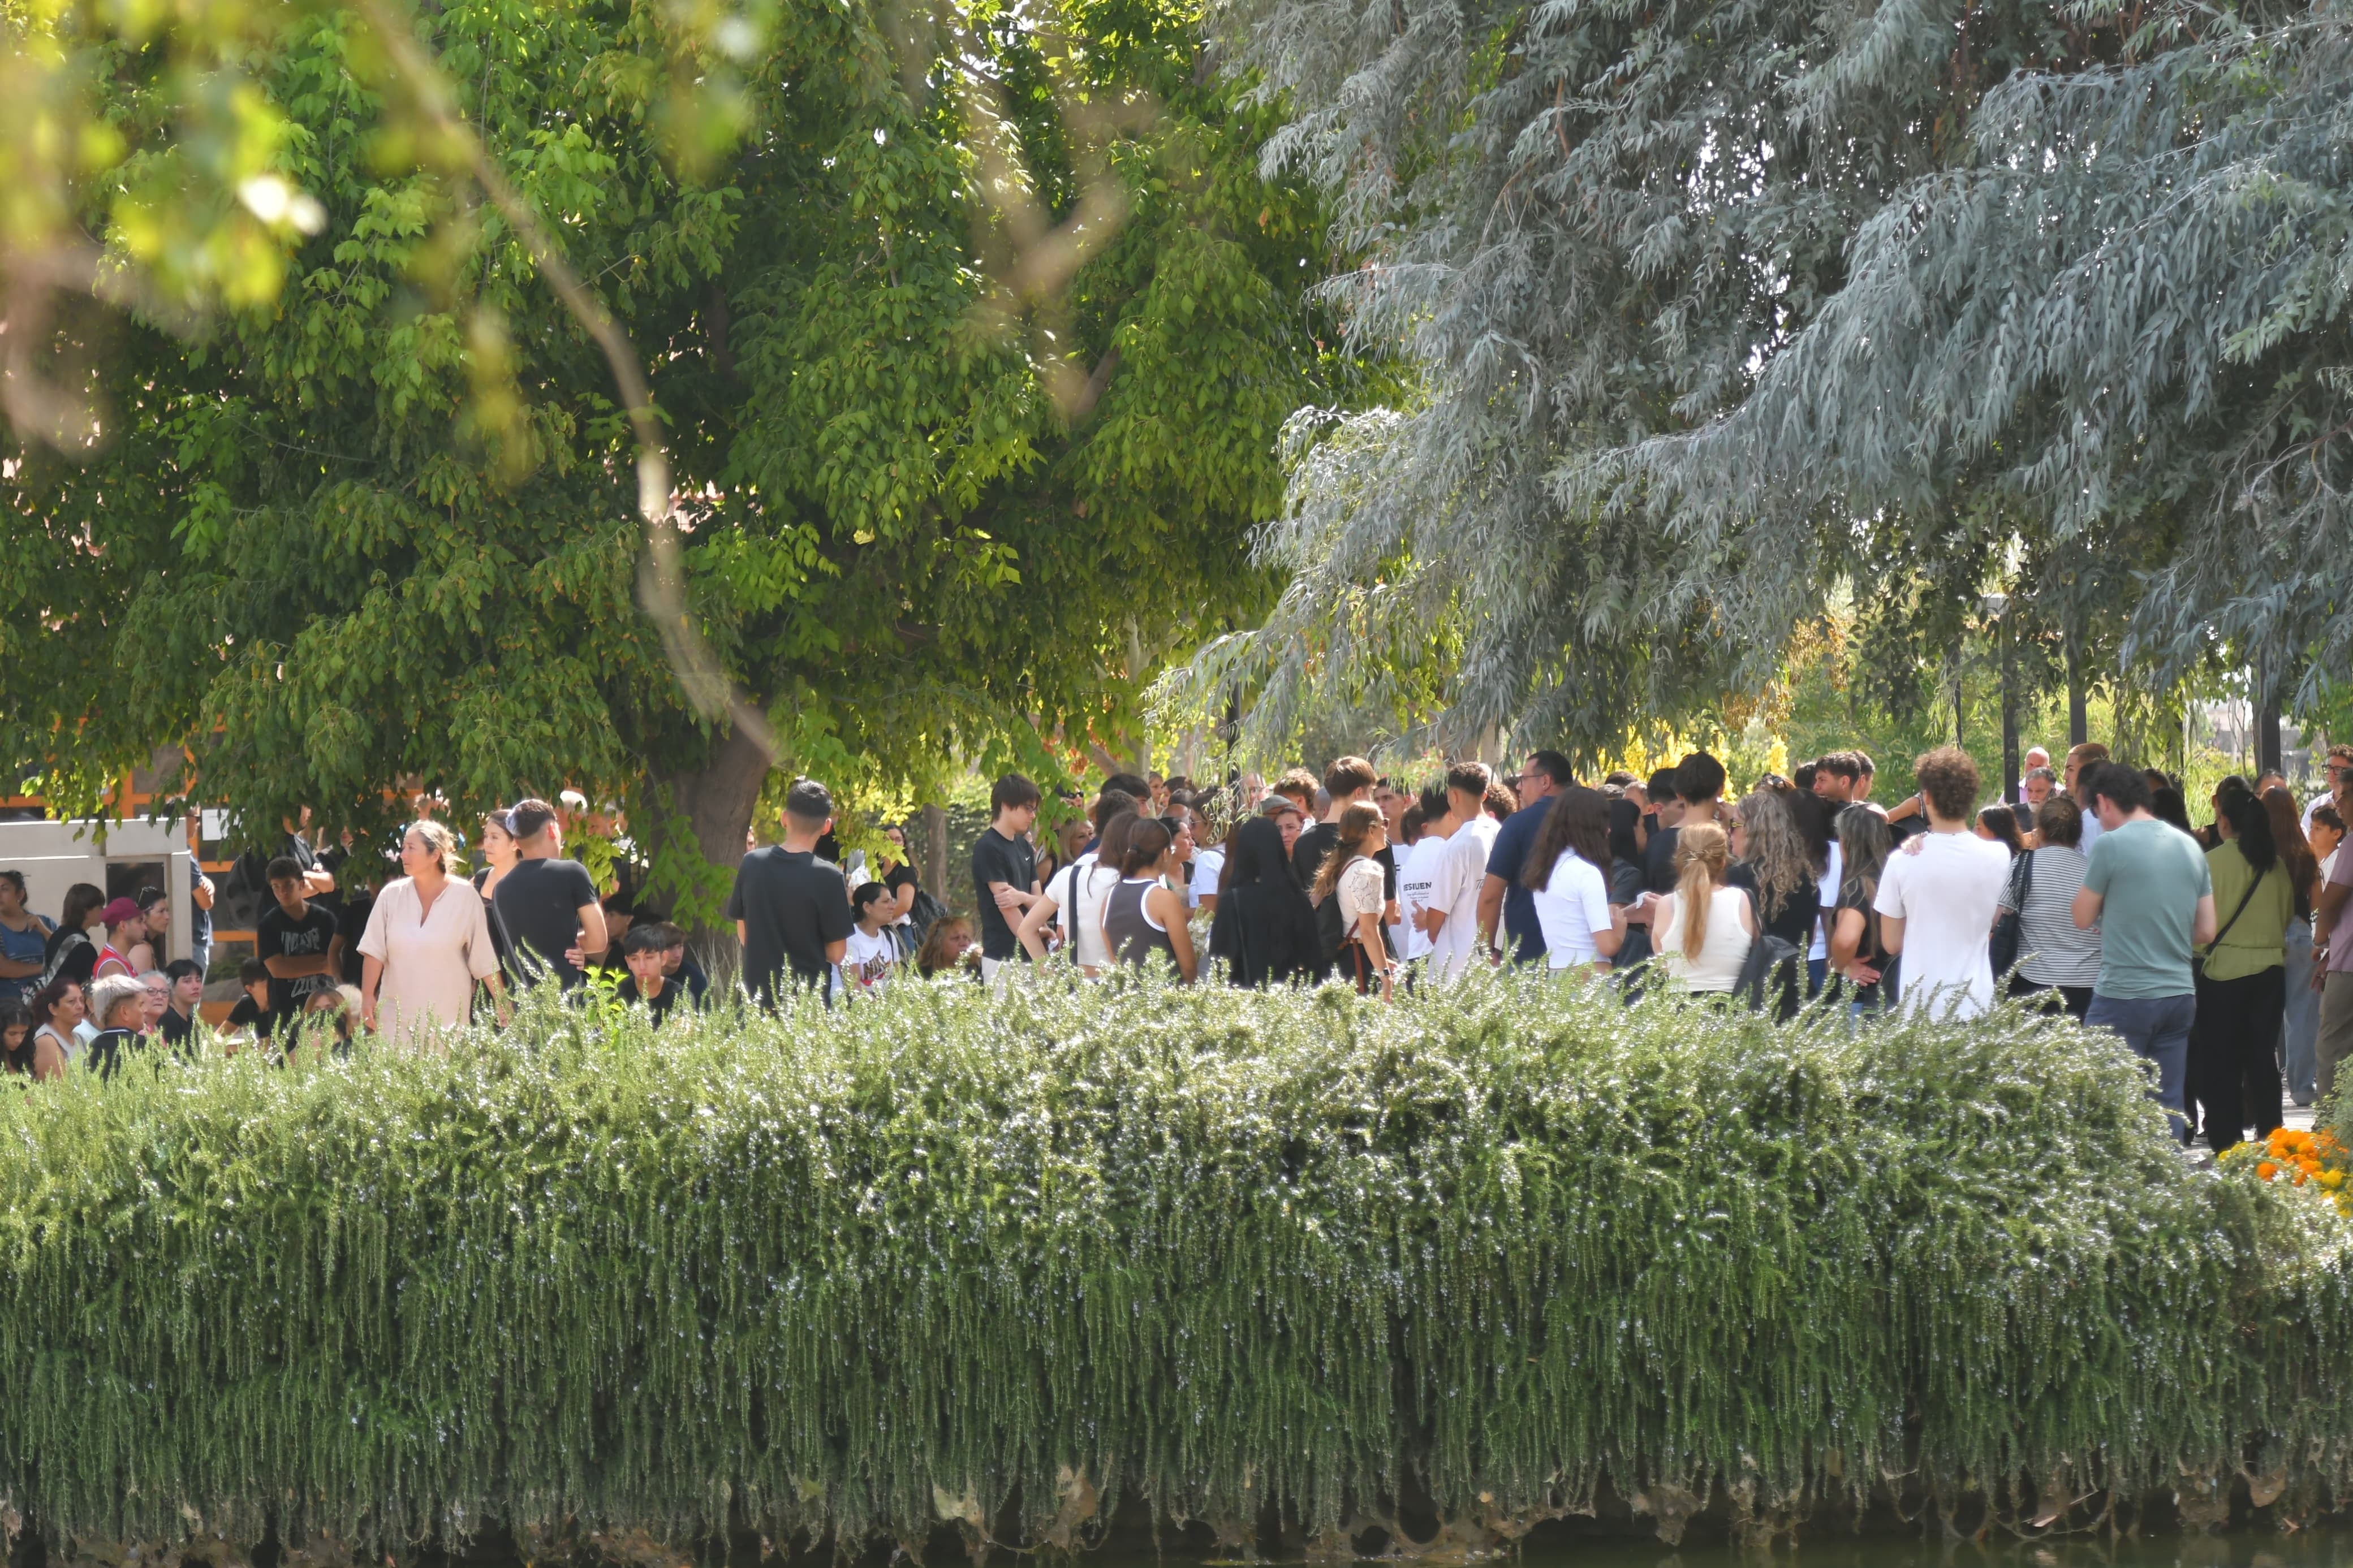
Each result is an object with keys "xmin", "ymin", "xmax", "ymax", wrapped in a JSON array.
[{"xmin": 2, "ymin": 975, "xmax": 2349, "ymax": 1555}]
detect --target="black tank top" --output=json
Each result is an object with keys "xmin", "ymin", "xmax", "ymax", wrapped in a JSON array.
[{"xmin": 1104, "ymin": 879, "xmax": 1177, "ymax": 970}]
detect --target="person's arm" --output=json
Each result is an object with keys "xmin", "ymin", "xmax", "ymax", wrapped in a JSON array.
[
  {"xmin": 1591, "ymin": 906, "xmax": 1625, "ymax": 962},
  {"xmin": 193, "ymin": 872, "xmax": 215, "ymax": 911},
  {"xmin": 0, "ymin": 952, "xmax": 41, "ymax": 979},
  {"xmin": 888, "ymin": 878, "xmax": 917, "ymax": 921},
  {"xmin": 1476, "ymin": 873, "xmax": 1507, "ymax": 954},
  {"xmin": 304, "ymin": 865, "xmax": 336, "ymax": 896},
  {"xmin": 1158, "ymin": 887, "xmax": 1199, "ymax": 982},
  {"xmin": 264, "ymin": 950, "xmax": 336, "ymax": 978},
  {"xmin": 2191, "ymin": 891, "xmax": 2218, "ymax": 948},
  {"xmin": 1351, "ymin": 907, "xmax": 1390, "ymax": 999},
  {"xmin": 360, "ymin": 954, "xmax": 385, "ymax": 1030},
  {"xmin": 1736, "ymin": 892, "xmax": 1758, "ymax": 938},
  {"xmin": 31, "ymin": 1031, "xmax": 65, "ymax": 1080},
  {"xmin": 2072, "ymin": 888, "xmax": 2103, "ymax": 930},
  {"xmin": 824, "ymin": 936, "xmax": 848, "ymax": 966},
  {"xmin": 575, "ymin": 900, "xmax": 609, "ymax": 962},
  {"xmin": 1016, "ymin": 889, "xmax": 1062, "ymax": 962},
  {"xmin": 1829, "ymin": 906, "xmax": 1877, "ymax": 984}
]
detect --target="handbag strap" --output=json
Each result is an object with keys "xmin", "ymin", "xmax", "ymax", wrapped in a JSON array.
[{"xmin": 2208, "ymin": 862, "xmax": 2270, "ymax": 952}]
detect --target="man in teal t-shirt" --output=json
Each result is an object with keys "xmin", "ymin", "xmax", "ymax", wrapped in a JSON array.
[{"xmin": 2075, "ymin": 762, "xmax": 2217, "ymax": 1141}]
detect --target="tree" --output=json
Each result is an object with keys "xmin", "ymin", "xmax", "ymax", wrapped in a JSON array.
[
  {"xmin": 1, "ymin": 0, "xmax": 1336, "ymax": 913},
  {"xmin": 1187, "ymin": 0, "xmax": 2271, "ymax": 764}
]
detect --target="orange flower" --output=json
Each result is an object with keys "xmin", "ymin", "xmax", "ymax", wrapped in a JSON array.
[{"xmin": 2258, "ymin": 1160, "xmax": 2279, "ymax": 1180}]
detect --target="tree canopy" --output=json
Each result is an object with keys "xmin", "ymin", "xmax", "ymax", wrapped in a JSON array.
[
  {"xmin": 1, "ymin": 0, "xmax": 1337, "ymax": 908},
  {"xmin": 1189, "ymin": 0, "xmax": 2342, "ymax": 765}
]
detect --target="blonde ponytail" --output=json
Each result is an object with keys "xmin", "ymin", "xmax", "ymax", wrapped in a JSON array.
[{"xmin": 1674, "ymin": 822, "xmax": 1730, "ymax": 961}]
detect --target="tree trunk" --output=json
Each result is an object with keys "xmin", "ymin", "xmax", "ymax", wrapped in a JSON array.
[
  {"xmin": 653, "ymin": 724, "xmax": 773, "ymax": 966},
  {"xmin": 922, "ymin": 804, "xmax": 949, "ymax": 902},
  {"xmin": 2067, "ymin": 642, "xmax": 2088, "ymax": 748}
]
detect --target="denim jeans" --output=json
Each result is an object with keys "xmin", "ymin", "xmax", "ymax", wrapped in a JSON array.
[{"xmin": 2087, "ymin": 990, "xmax": 2197, "ymax": 1141}]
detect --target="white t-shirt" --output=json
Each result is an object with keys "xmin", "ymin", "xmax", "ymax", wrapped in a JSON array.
[
  {"xmin": 1810, "ymin": 842, "xmax": 1842, "ymax": 961},
  {"xmin": 1427, "ymin": 816, "xmax": 1499, "ymax": 980},
  {"xmin": 1873, "ymin": 830, "xmax": 2012, "ymax": 1018},
  {"xmin": 843, "ymin": 926, "xmax": 897, "ymax": 991},
  {"xmin": 1396, "ymin": 832, "xmax": 1450, "ymax": 962},
  {"xmin": 1531, "ymin": 850, "xmax": 1611, "ymax": 970},
  {"xmin": 1189, "ymin": 846, "xmax": 1226, "ymax": 909},
  {"xmin": 1050, "ymin": 854, "xmax": 1118, "ymax": 968}
]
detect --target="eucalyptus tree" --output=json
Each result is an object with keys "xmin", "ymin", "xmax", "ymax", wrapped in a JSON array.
[
  {"xmin": 0, "ymin": 0, "xmax": 1332, "ymax": 913},
  {"xmin": 1191, "ymin": 0, "xmax": 2155, "ymax": 762}
]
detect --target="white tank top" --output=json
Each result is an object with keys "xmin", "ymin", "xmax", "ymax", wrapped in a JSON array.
[{"xmin": 1656, "ymin": 885, "xmax": 1752, "ymax": 993}]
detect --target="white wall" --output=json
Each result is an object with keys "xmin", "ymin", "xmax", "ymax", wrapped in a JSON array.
[{"xmin": 0, "ymin": 819, "xmax": 193, "ymax": 964}]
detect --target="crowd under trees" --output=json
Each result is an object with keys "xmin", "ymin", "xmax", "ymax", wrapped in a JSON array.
[{"xmin": 2, "ymin": 0, "xmax": 2347, "ymax": 893}]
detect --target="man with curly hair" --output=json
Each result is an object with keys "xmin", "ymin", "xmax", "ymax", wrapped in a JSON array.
[{"xmin": 1873, "ymin": 747, "xmax": 2011, "ymax": 1020}]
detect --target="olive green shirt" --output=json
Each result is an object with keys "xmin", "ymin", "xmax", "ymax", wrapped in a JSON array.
[{"xmin": 2198, "ymin": 841, "xmax": 2292, "ymax": 982}]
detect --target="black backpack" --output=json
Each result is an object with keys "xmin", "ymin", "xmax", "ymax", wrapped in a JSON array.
[{"xmin": 906, "ymin": 884, "xmax": 950, "ymax": 944}]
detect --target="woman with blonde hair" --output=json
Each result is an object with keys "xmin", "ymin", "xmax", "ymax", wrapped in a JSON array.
[
  {"xmin": 358, "ymin": 819, "xmax": 506, "ymax": 1045},
  {"xmin": 1650, "ymin": 821, "xmax": 1755, "ymax": 994},
  {"xmin": 1311, "ymin": 802, "xmax": 1393, "ymax": 997}
]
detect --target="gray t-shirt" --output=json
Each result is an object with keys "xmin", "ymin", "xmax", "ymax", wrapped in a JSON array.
[{"xmin": 2082, "ymin": 817, "xmax": 2210, "ymax": 999}]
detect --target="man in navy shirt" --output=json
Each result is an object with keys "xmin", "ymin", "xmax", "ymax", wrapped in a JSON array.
[{"xmin": 1478, "ymin": 750, "xmax": 1574, "ymax": 964}]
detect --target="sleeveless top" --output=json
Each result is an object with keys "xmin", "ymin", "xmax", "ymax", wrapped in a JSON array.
[
  {"xmin": 1103, "ymin": 879, "xmax": 1177, "ymax": 970},
  {"xmin": 1656, "ymin": 885, "xmax": 1752, "ymax": 993}
]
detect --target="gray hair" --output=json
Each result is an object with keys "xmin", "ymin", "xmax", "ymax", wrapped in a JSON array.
[
  {"xmin": 2024, "ymin": 766, "xmax": 2058, "ymax": 786},
  {"xmin": 87, "ymin": 974, "xmax": 148, "ymax": 1029}
]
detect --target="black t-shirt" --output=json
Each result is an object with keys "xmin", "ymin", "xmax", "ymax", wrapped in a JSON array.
[
  {"xmin": 1643, "ymin": 824, "xmax": 1682, "ymax": 895},
  {"xmin": 885, "ymin": 863, "xmax": 920, "ymax": 899},
  {"xmin": 617, "ymin": 975, "xmax": 687, "ymax": 1023},
  {"xmin": 227, "ymin": 995, "xmax": 275, "ymax": 1038},
  {"xmin": 671, "ymin": 951, "xmax": 710, "ymax": 1003},
  {"xmin": 969, "ymin": 829, "xmax": 1037, "ymax": 961},
  {"xmin": 159, "ymin": 1005, "xmax": 195, "ymax": 1052},
  {"xmin": 256, "ymin": 901, "xmax": 339, "ymax": 1017},
  {"xmin": 83, "ymin": 1027, "xmax": 144, "ymax": 1078},
  {"xmin": 492, "ymin": 858, "xmax": 600, "ymax": 988},
  {"xmin": 1293, "ymin": 825, "xmax": 1399, "ymax": 899},
  {"xmin": 44, "ymin": 926, "xmax": 97, "ymax": 987},
  {"xmin": 1726, "ymin": 861, "xmax": 1822, "ymax": 951},
  {"xmin": 727, "ymin": 848, "xmax": 854, "ymax": 1003},
  {"xmin": 1834, "ymin": 875, "xmax": 1901, "ymax": 1008}
]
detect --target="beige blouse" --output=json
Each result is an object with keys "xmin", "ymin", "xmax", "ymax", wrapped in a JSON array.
[{"xmin": 358, "ymin": 876, "xmax": 499, "ymax": 1046}]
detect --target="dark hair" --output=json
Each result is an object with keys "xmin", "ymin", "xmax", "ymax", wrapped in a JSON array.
[
  {"xmin": 2150, "ymin": 786, "xmax": 2195, "ymax": 837},
  {"xmin": 990, "ymin": 774, "xmax": 1042, "ymax": 814},
  {"xmin": 1788, "ymin": 789, "xmax": 1833, "ymax": 874},
  {"xmin": 1311, "ymin": 803, "xmax": 1384, "ymax": 904},
  {"xmin": 508, "ymin": 797, "xmax": 560, "ymax": 841},
  {"xmin": 1673, "ymin": 751, "xmax": 1726, "ymax": 805},
  {"xmin": 1524, "ymin": 750, "xmax": 1575, "ymax": 791},
  {"xmin": 1121, "ymin": 818, "xmax": 1174, "ymax": 878},
  {"xmin": 1915, "ymin": 746, "xmax": 1981, "ymax": 822},
  {"xmin": 1853, "ymin": 750, "xmax": 1875, "ymax": 775},
  {"xmin": 652, "ymin": 922, "xmax": 688, "ymax": 951},
  {"xmin": 1217, "ymin": 815, "xmax": 1288, "ymax": 897},
  {"xmin": 784, "ymin": 779, "xmax": 833, "ymax": 824},
  {"xmin": 1417, "ymin": 783, "xmax": 1449, "ymax": 819},
  {"xmin": 1323, "ymin": 756, "xmax": 1377, "ymax": 798},
  {"xmin": 1096, "ymin": 810, "xmax": 1140, "ymax": 878},
  {"xmin": 1607, "ymin": 798, "xmax": 1643, "ymax": 864},
  {"xmin": 851, "ymin": 880, "xmax": 891, "ymax": 918},
  {"xmin": 1399, "ymin": 805, "xmax": 1427, "ymax": 844},
  {"xmin": 163, "ymin": 957, "xmax": 202, "ymax": 982},
  {"xmin": 1817, "ymin": 752, "xmax": 1862, "ymax": 783},
  {"xmin": 623, "ymin": 923, "xmax": 673, "ymax": 956},
  {"xmin": 238, "ymin": 956, "xmax": 272, "ymax": 986},
  {"xmin": 1977, "ymin": 804, "xmax": 2026, "ymax": 857},
  {"xmin": 1272, "ymin": 768, "xmax": 1319, "ymax": 806},
  {"xmin": 1484, "ymin": 780, "xmax": 1518, "ymax": 819},
  {"xmin": 1102, "ymin": 772, "xmax": 1151, "ymax": 801},
  {"xmin": 1791, "ymin": 761, "xmax": 1818, "ymax": 792},
  {"xmin": 29, "ymin": 972, "xmax": 83, "ymax": 1029},
  {"xmin": 1522, "ymin": 787, "xmax": 1610, "ymax": 890},
  {"xmin": 0, "ymin": 998, "xmax": 32, "ymax": 1072},
  {"xmin": 1645, "ymin": 767, "xmax": 1679, "ymax": 802},
  {"xmin": 2082, "ymin": 761, "xmax": 2152, "ymax": 816},
  {"xmin": 2261, "ymin": 786, "xmax": 2313, "ymax": 897},
  {"xmin": 2313, "ymin": 803, "xmax": 2346, "ymax": 836},
  {"xmin": 2035, "ymin": 793, "xmax": 2083, "ymax": 848},
  {"xmin": 2223, "ymin": 789, "xmax": 2278, "ymax": 877},
  {"xmin": 137, "ymin": 885, "xmax": 169, "ymax": 913},
  {"xmin": 1093, "ymin": 787, "xmax": 1139, "ymax": 824},
  {"xmin": 1445, "ymin": 761, "xmax": 1493, "ymax": 798},
  {"xmin": 265, "ymin": 856, "xmax": 305, "ymax": 885},
  {"xmin": 0, "ymin": 869, "xmax": 25, "ymax": 903},
  {"xmin": 59, "ymin": 882, "xmax": 105, "ymax": 933}
]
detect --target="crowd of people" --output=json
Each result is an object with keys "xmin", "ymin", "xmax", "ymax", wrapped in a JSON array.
[{"xmin": 2, "ymin": 740, "xmax": 2348, "ymax": 1155}]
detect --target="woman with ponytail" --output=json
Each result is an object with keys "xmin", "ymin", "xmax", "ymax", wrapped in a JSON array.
[
  {"xmin": 1311, "ymin": 802, "xmax": 1394, "ymax": 997},
  {"xmin": 2188, "ymin": 785, "xmax": 2293, "ymax": 1151},
  {"xmin": 1100, "ymin": 819, "xmax": 1197, "ymax": 982},
  {"xmin": 1649, "ymin": 821, "xmax": 1754, "ymax": 995}
]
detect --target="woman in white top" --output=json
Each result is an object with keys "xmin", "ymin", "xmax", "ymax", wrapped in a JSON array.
[
  {"xmin": 27, "ymin": 974, "xmax": 86, "ymax": 1078},
  {"xmin": 1018, "ymin": 809, "xmax": 1137, "ymax": 974},
  {"xmin": 359, "ymin": 821, "xmax": 505, "ymax": 1046},
  {"xmin": 842, "ymin": 882, "xmax": 900, "ymax": 992},
  {"xmin": 1522, "ymin": 785, "xmax": 1626, "ymax": 973},
  {"xmin": 1311, "ymin": 803, "xmax": 1394, "ymax": 998},
  {"xmin": 1651, "ymin": 822, "xmax": 1755, "ymax": 994}
]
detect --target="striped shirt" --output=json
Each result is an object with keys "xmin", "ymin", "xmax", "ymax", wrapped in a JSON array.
[{"xmin": 1999, "ymin": 845, "xmax": 2102, "ymax": 988}]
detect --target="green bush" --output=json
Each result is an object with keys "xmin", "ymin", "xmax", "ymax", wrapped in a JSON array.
[{"xmin": 2, "ymin": 977, "xmax": 2350, "ymax": 1557}]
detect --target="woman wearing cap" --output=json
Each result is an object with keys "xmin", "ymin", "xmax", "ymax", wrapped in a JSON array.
[{"xmin": 359, "ymin": 820, "xmax": 506, "ymax": 1046}]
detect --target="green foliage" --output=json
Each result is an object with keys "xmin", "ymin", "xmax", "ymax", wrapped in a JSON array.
[
  {"xmin": 0, "ymin": 0, "xmax": 1339, "ymax": 905},
  {"xmin": 3, "ymin": 979, "xmax": 2351, "ymax": 1553}
]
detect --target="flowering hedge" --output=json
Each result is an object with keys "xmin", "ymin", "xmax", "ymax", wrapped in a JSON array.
[{"xmin": 2, "ymin": 976, "xmax": 2351, "ymax": 1560}]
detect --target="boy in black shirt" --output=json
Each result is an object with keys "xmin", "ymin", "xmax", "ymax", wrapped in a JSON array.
[
  {"xmin": 727, "ymin": 779, "xmax": 854, "ymax": 1004},
  {"xmin": 970, "ymin": 775, "xmax": 1041, "ymax": 986},
  {"xmin": 225, "ymin": 956, "xmax": 275, "ymax": 1040},
  {"xmin": 617, "ymin": 924, "xmax": 688, "ymax": 1022},
  {"xmin": 492, "ymin": 798, "xmax": 607, "ymax": 989},
  {"xmin": 258, "ymin": 856, "xmax": 342, "ymax": 1021}
]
